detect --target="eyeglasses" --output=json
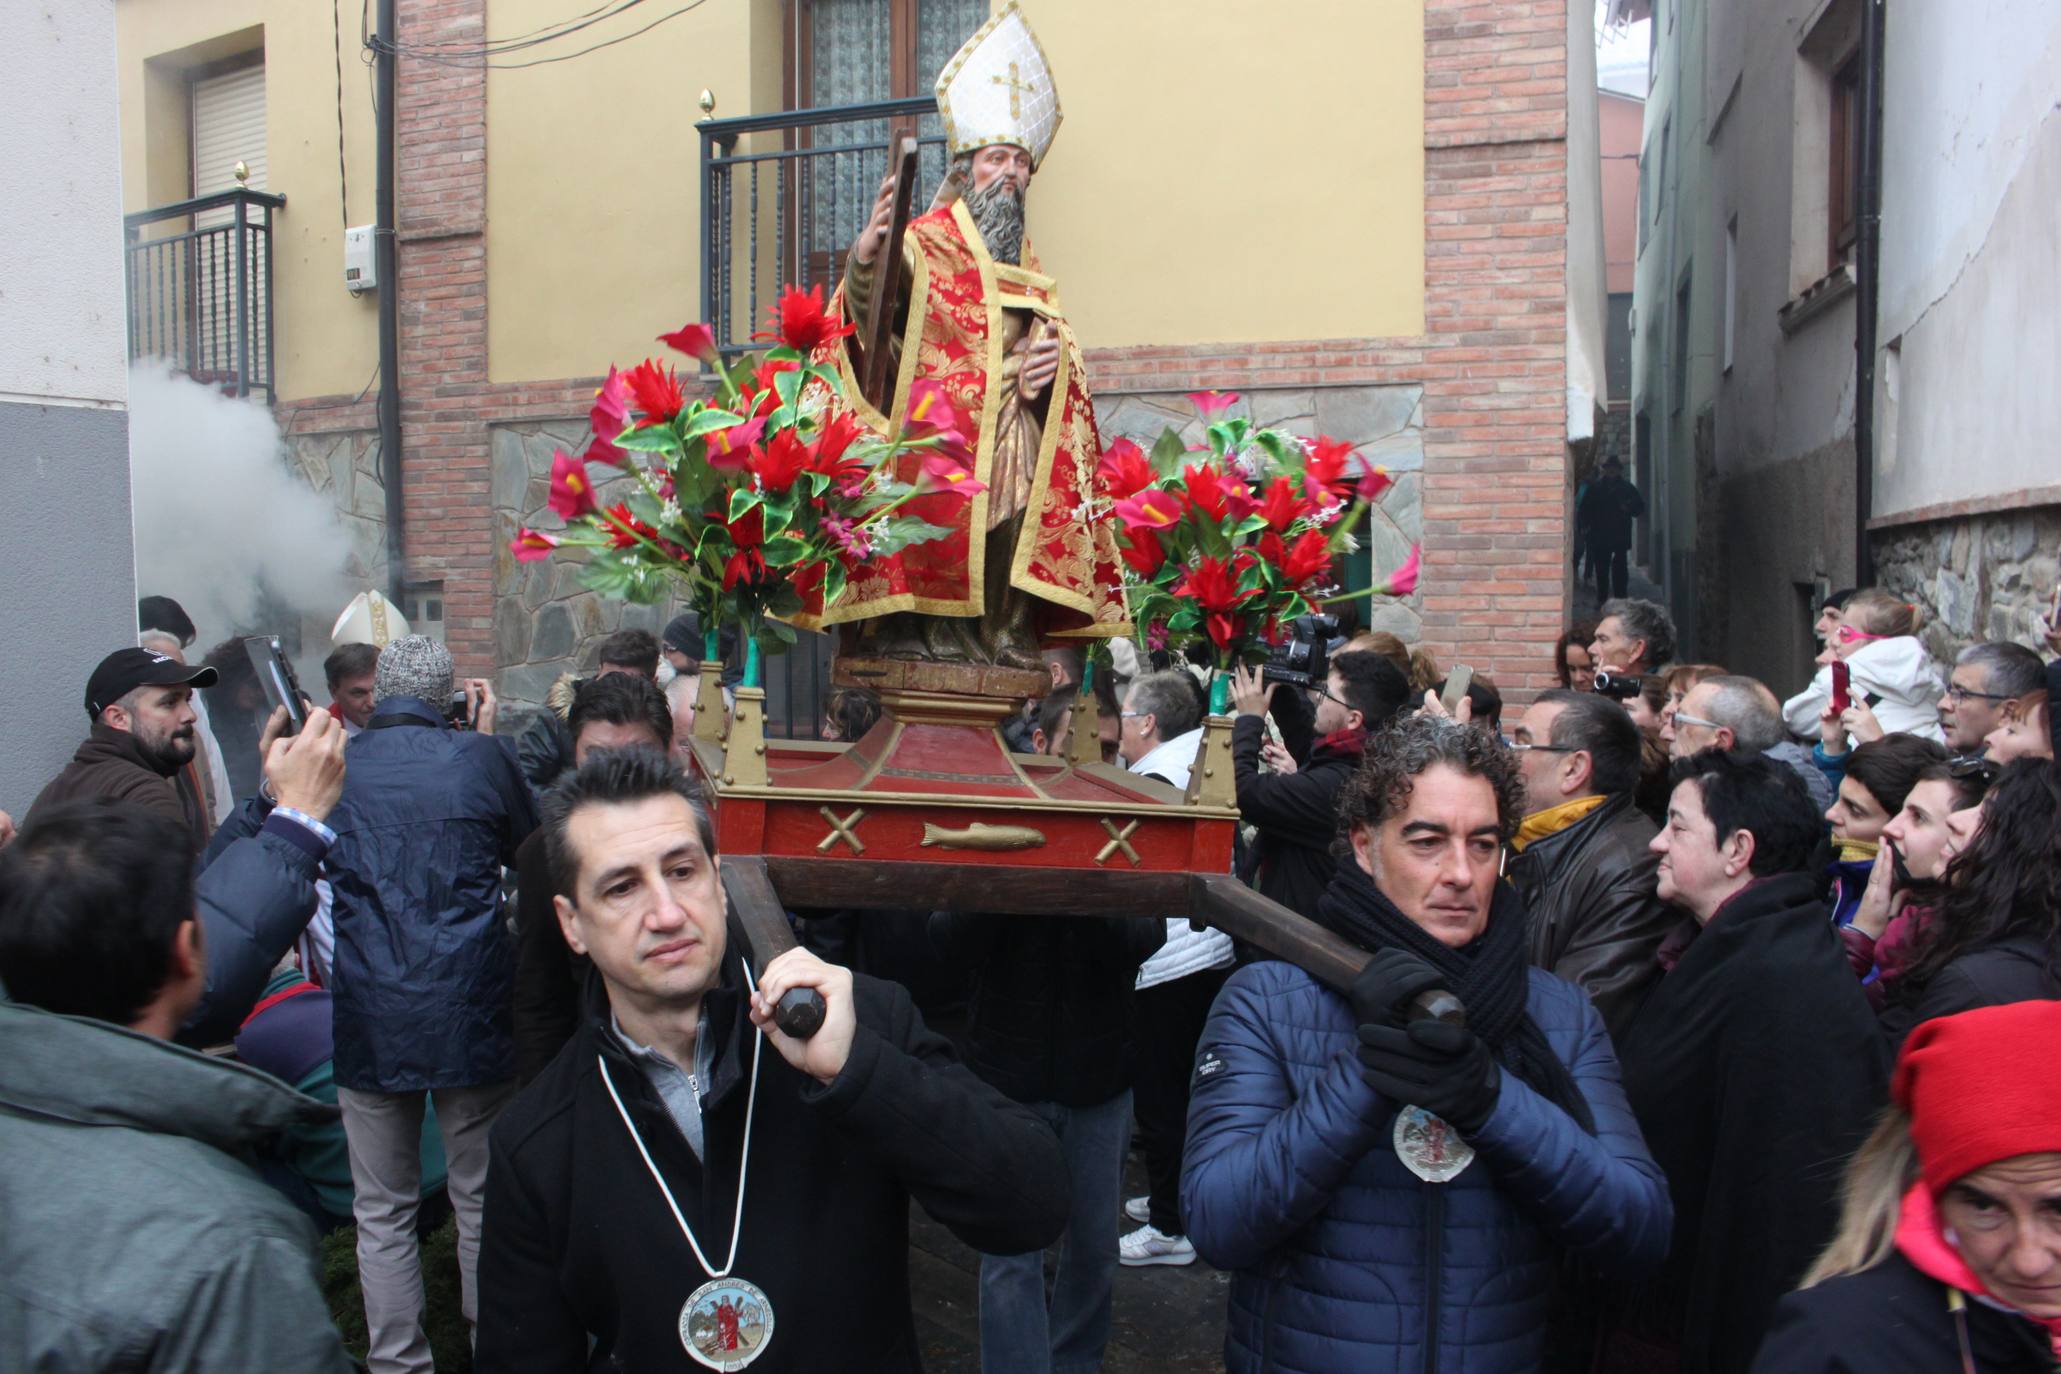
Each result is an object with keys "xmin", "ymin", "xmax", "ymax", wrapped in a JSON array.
[
  {"xmin": 1945, "ymin": 683, "xmax": 2013, "ymax": 703},
  {"xmin": 1506, "ymin": 740, "xmax": 1576, "ymax": 754},
  {"xmin": 1309, "ymin": 684, "xmax": 1348, "ymax": 709},
  {"xmin": 1947, "ymin": 754, "xmax": 2002, "ymax": 786},
  {"xmin": 1672, "ymin": 712, "xmax": 1724, "ymax": 731}
]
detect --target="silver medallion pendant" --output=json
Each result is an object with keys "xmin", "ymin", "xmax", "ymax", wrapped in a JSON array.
[
  {"xmin": 679, "ymin": 1277, "xmax": 775, "ymax": 1370},
  {"xmin": 1394, "ymin": 1104, "xmax": 1475, "ymax": 1183}
]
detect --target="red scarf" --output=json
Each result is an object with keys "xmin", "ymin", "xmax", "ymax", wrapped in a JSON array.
[
  {"xmin": 1895, "ymin": 1183, "xmax": 2061, "ymax": 1357},
  {"xmin": 1314, "ymin": 725, "xmax": 1368, "ymax": 760}
]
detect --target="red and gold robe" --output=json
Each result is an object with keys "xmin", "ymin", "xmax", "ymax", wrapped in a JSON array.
[{"xmin": 792, "ymin": 199, "xmax": 1127, "ymax": 639}]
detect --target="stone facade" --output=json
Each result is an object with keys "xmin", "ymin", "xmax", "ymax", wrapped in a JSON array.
[
  {"xmin": 286, "ymin": 428, "xmax": 388, "ymax": 588},
  {"xmin": 1096, "ymin": 384, "xmax": 1426, "ymax": 641},
  {"xmin": 1873, "ymin": 503, "xmax": 2061, "ymax": 664},
  {"xmin": 489, "ymin": 419, "xmax": 680, "ymax": 710}
]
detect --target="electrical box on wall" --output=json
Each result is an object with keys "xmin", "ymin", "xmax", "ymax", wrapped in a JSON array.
[{"xmin": 344, "ymin": 225, "xmax": 377, "ymax": 295}]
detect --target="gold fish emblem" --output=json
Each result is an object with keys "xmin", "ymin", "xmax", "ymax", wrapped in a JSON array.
[{"xmin": 918, "ymin": 822, "xmax": 1047, "ymax": 851}]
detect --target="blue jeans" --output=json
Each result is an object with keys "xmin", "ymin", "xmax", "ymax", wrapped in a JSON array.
[{"xmin": 978, "ymin": 1092, "xmax": 1132, "ymax": 1374}]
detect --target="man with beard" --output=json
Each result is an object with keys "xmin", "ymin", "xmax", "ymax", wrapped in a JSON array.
[
  {"xmin": 30, "ymin": 647, "xmax": 221, "ymax": 854},
  {"xmin": 794, "ymin": 2, "xmax": 1126, "ymax": 668}
]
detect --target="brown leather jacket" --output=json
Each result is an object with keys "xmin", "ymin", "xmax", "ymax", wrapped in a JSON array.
[
  {"xmin": 1507, "ymin": 792, "xmax": 1675, "ymax": 1039},
  {"xmin": 26, "ymin": 723, "xmax": 211, "ymax": 855}
]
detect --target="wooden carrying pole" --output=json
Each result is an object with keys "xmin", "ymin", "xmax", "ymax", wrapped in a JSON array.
[{"xmin": 859, "ymin": 138, "xmax": 921, "ymax": 412}]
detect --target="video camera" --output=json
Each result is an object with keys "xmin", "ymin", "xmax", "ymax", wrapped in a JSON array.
[
  {"xmin": 1591, "ymin": 670, "xmax": 1654, "ymax": 702},
  {"xmin": 1261, "ymin": 613, "xmax": 1342, "ymax": 690}
]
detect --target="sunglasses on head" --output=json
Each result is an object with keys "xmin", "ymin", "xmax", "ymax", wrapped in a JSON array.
[{"xmin": 1947, "ymin": 754, "xmax": 2002, "ymax": 789}]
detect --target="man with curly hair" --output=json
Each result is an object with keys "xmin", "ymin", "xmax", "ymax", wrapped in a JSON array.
[{"xmin": 1181, "ymin": 715, "xmax": 1670, "ymax": 1371}]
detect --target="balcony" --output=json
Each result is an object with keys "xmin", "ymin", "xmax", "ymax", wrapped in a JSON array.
[
  {"xmin": 124, "ymin": 187, "xmax": 285, "ymax": 402},
  {"xmin": 699, "ymin": 96, "xmax": 951, "ymax": 357}
]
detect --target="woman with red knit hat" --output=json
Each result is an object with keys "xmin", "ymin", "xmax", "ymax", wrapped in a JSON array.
[{"xmin": 1754, "ymin": 1000, "xmax": 2061, "ymax": 1371}]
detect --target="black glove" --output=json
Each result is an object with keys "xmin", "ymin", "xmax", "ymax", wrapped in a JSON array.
[
  {"xmin": 1355, "ymin": 1018, "xmax": 1501, "ymax": 1135},
  {"xmin": 1349, "ymin": 947, "xmax": 1446, "ymax": 1028}
]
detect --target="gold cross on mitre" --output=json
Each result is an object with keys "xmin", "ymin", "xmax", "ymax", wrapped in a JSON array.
[{"xmin": 989, "ymin": 60, "xmax": 1036, "ymax": 120}]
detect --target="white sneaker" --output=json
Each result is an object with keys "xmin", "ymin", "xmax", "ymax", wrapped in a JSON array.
[
  {"xmin": 1122, "ymin": 1195, "xmax": 1151, "ymax": 1224},
  {"xmin": 1119, "ymin": 1224, "xmax": 1196, "ymax": 1267}
]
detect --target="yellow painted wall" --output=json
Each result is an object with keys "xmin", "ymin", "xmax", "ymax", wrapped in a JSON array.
[
  {"xmin": 487, "ymin": 0, "xmax": 1425, "ymax": 382},
  {"xmin": 116, "ymin": 1, "xmax": 381, "ymax": 403}
]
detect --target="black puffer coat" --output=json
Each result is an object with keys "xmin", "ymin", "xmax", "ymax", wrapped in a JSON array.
[
  {"xmin": 1753, "ymin": 1253, "xmax": 2058, "ymax": 1373},
  {"xmin": 928, "ymin": 912, "xmax": 1164, "ymax": 1107}
]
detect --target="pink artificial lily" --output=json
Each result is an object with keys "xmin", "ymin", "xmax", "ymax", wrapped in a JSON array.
[
  {"xmin": 657, "ymin": 322, "xmax": 721, "ymax": 366},
  {"xmin": 586, "ymin": 366, "xmax": 630, "ymax": 467},
  {"xmin": 1186, "ymin": 390, "xmax": 1241, "ymax": 422},
  {"xmin": 1111, "ymin": 487, "xmax": 1186, "ymax": 530},
  {"xmin": 546, "ymin": 449, "xmax": 597, "ymax": 521},
  {"xmin": 1378, "ymin": 544, "xmax": 1422, "ymax": 597},
  {"xmin": 510, "ymin": 528, "xmax": 559, "ymax": 562},
  {"xmin": 705, "ymin": 415, "xmax": 766, "ymax": 471}
]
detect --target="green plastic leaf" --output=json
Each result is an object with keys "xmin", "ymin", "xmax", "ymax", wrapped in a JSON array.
[
  {"xmin": 680, "ymin": 409, "xmax": 748, "ymax": 441},
  {"xmin": 761, "ymin": 533, "xmax": 811, "ymax": 567},
  {"xmin": 1150, "ymin": 428, "xmax": 1188, "ymax": 477},
  {"xmin": 615, "ymin": 425, "xmax": 683, "ymax": 454},
  {"xmin": 727, "ymin": 487, "xmax": 763, "ymax": 522}
]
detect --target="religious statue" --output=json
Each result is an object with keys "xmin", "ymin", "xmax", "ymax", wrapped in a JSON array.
[{"xmin": 797, "ymin": 1, "xmax": 1127, "ymax": 671}]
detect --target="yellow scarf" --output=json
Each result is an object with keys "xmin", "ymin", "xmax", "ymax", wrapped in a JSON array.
[
  {"xmin": 1835, "ymin": 837, "xmax": 1880, "ymax": 864},
  {"xmin": 1513, "ymin": 794, "xmax": 1610, "ymax": 853}
]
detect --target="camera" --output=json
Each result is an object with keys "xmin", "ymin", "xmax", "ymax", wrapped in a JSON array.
[
  {"xmin": 1591, "ymin": 670, "xmax": 1650, "ymax": 701},
  {"xmin": 1262, "ymin": 613, "xmax": 1342, "ymax": 690},
  {"xmin": 445, "ymin": 689, "xmax": 475, "ymax": 731}
]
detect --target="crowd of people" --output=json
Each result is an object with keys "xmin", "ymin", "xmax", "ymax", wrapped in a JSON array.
[{"xmin": 1, "ymin": 585, "xmax": 2059, "ymax": 1374}]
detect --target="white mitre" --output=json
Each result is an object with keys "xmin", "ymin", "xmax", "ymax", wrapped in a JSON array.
[
  {"xmin": 935, "ymin": 1, "xmax": 1062, "ymax": 169},
  {"xmin": 331, "ymin": 589, "xmax": 410, "ymax": 647}
]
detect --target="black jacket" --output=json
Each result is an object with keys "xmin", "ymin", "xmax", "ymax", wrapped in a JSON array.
[
  {"xmin": 1752, "ymin": 1253, "xmax": 2058, "ymax": 1373},
  {"xmin": 1611, "ymin": 873, "xmax": 1890, "ymax": 1374},
  {"xmin": 1231, "ymin": 713, "xmax": 1363, "ymax": 922},
  {"xmin": 1508, "ymin": 793, "xmax": 1677, "ymax": 1039},
  {"xmin": 928, "ymin": 912, "xmax": 1164, "ymax": 1107},
  {"xmin": 1882, "ymin": 934, "xmax": 2061, "ymax": 1049},
  {"xmin": 511, "ymin": 828, "xmax": 586, "ymax": 1084},
  {"xmin": 1579, "ymin": 475, "xmax": 1645, "ymax": 551},
  {"xmin": 477, "ymin": 942, "xmax": 1071, "ymax": 1373}
]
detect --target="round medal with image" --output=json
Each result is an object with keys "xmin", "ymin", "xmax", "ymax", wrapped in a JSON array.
[{"xmin": 678, "ymin": 1277, "xmax": 775, "ymax": 1370}]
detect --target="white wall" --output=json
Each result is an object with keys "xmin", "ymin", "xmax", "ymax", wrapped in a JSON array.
[
  {"xmin": 0, "ymin": 0, "xmax": 138, "ymax": 810},
  {"xmin": 1565, "ymin": 0, "xmax": 1610, "ymax": 445},
  {"xmin": 0, "ymin": 0, "xmax": 131, "ymax": 407},
  {"xmin": 1874, "ymin": 0, "xmax": 2061, "ymax": 517}
]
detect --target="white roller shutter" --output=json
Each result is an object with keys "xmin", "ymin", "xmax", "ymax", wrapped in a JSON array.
[{"xmin": 189, "ymin": 64, "xmax": 268, "ymax": 388}]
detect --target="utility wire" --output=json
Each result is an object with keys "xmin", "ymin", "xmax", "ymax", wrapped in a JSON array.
[
  {"xmin": 365, "ymin": 0, "xmax": 709, "ymax": 69},
  {"xmin": 369, "ymin": 0, "xmax": 648, "ymax": 57},
  {"xmin": 333, "ymin": 0, "xmax": 352, "ymax": 230}
]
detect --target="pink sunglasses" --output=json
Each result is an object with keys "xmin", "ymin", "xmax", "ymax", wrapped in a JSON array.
[{"xmin": 1835, "ymin": 625, "xmax": 1889, "ymax": 645}]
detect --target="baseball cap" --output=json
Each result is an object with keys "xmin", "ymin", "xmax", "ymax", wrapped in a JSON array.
[{"xmin": 85, "ymin": 647, "xmax": 218, "ymax": 720}]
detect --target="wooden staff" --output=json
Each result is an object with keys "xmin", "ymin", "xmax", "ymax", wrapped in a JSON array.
[{"xmin": 859, "ymin": 137, "xmax": 921, "ymax": 413}]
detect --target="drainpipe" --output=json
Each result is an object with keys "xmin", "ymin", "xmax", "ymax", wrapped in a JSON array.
[
  {"xmin": 1852, "ymin": 0, "xmax": 1885, "ymax": 586},
  {"xmin": 374, "ymin": 0, "xmax": 405, "ymax": 604}
]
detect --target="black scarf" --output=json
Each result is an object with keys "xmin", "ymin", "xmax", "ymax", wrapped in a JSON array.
[{"xmin": 1317, "ymin": 861, "xmax": 1596, "ymax": 1133}]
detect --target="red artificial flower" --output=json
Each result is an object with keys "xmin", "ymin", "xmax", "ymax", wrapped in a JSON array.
[
  {"xmin": 1257, "ymin": 475, "xmax": 1312, "ymax": 533},
  {"xmin": 1111, "ymin": 487, "xmax": 1185, "ymax": 530},
  {"xmin": 748, "ymin": 429, "xmax": 811, "ymax": 492},
  {"xmin": 1174, "ymin": 553, "xmax": 1261, "ymax": 653},
  {"xmin": 621, "ymin": 358, "xmax": 686, "ymax": 426},
  {"xmin": 1118, "ymin": 524, "xmax": 1166, "ymax": 578},
  {"xmin": 1303, "ymin": 436, "xmax": 1358, "ymax": 502},
  {"xmin": 704, "ymin": 415, "xmax": 765, "ymax": 471},
  {"xmin": 657, "ymin": 322, "xmax": 720, "ymax": 365},
  {"xmin": 1279, "ymin": 528, "xmax": 1334, "ymax": 585},
  {"xmin": 1095, "ymin": 438, "xmax": 1156, "ymax": 499},
  {"xmin": 721, "ymin": 505, "xmax": 767, "ymax": 591},
  {"xmin": 509, "ymin": 528, "xmax": 559, "ymax": 562},
  {"xmin": 1186, "ymin": 390, "xmax": 1241, "ymax": 422},
  {"xmin": 752, "ymin": 357, "xmax": 800, "ymax": 395},
  {"xmin": 547, "ymin": 448, "xmax": 597, "ymax": 521},
  {"xmin": 601, "ymin": 502, "xmax": 653, "ymax": 550},
  {"xmin": 1356, "ymin": 463, "xmax": 1395, "ymax": 504},
  {"xmin": 764, "ymin": 284, "xmax": 855, "ymax": 353},
  {"xmin": 586, "ymin": 366, "xmax": 630, "ymax": 466},
  {"xmin": 1379, "ymin": 544, "xmax": 1422, "ymax": 598},
  {"xmin": 807, "ymin": 411, "xmax": 870, "ymax": 492},
  {"xmin": 1181, "ymin": 463, "xmax": 1257, "ymax": 525},
  {"xmin": 915, "ymin": 453, "xmax": 988, "ymax": 501}
]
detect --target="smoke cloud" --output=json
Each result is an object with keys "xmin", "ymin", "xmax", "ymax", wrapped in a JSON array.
[{"xmin": 126, "ymin": 363, "xmax": 355, "ymax": 669}]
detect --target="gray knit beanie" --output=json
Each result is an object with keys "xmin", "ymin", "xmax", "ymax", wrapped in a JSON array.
[{"xmin": 374, "ymin": 634, "xmax": 454, "ymax": 707}]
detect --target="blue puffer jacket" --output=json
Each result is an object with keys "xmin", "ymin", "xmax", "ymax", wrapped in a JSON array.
[
  {"xmin": 1182, "ymin": 960, "xmax": 1671, "ymax": 1373},
  {"xmin": 326, "ymin": 698, "xmax": 537, "ymax": 1092}
]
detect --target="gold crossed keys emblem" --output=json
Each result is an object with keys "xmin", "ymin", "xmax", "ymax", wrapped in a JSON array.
[
  {"xmin": 817, "ymin": 807, "xmax": 866, "ymax": 856},
  {"xmin": 1095, "ymin": 818, "xmax": 1141, "ymax": 868},
  {"xmin": 990, "ymin": 60, "xmax": 1036, "ymax": 119}
]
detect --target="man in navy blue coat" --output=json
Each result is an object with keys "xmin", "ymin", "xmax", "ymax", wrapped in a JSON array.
[
  {"xmin": 1182, "ymin": 714, "xmax": 1671, "ymax": 1372},
  {"xmin": 323, "ymin": 634, "xmax": 537, "ymax": 1374}
]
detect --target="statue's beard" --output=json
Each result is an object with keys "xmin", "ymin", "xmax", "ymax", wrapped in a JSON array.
[{"xmin": 965, "ymin": 177, "xmax": 1025, "ymax": 265}]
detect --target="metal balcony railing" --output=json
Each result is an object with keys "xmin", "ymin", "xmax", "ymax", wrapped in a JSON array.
[
  {"xmin": 699, "ymin": 96, "xmax": 950, "ymax": 358},
  {"xmin": 124, "ymin": 187, "xmax": 285, "ymax": 402}
]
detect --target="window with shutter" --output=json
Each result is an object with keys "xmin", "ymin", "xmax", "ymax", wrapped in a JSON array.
[{"xmin": 189, "ymin": 62, "xmax": 267, "ymax": 388}]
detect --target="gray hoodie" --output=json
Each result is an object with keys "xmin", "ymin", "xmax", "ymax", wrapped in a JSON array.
[{"xmin": 0, "ymin": 996, "xmax": 355, "ymax": 1373}]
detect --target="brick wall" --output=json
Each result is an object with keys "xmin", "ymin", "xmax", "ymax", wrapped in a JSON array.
[{"xmin": 280, "ymin": 0, "xmax": 1578, "ymax": 699}]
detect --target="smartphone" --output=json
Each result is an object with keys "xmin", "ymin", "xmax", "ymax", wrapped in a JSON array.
[
  {"xmin": 242, "ymin": 636, "xmax": 310, "ymax": 735},
  {"xmin": 1830, "ymin": 660, "xmax": 1851, "ymax": 715},
  {"xmin": 1440, "ymin": 664, "xmax": 1475, "ymax": 718}
]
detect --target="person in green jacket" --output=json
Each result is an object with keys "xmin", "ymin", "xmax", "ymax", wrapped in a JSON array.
[{"xmin": 0, "ymin": 802, "xmax": 354, "ymax": 1372}]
